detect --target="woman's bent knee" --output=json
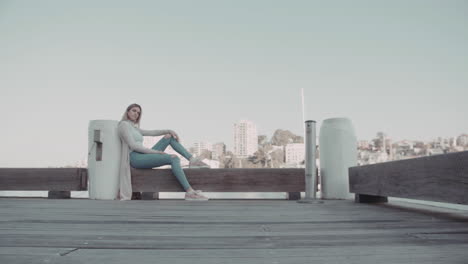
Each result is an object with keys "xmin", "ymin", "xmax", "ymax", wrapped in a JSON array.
[
  {"xmin": 164, "ymin": 134, "xmax": 172, "ymax": 139},
  {"xmin": 170, "ymin": 156, "xmax": 180, "ymax": 163}
]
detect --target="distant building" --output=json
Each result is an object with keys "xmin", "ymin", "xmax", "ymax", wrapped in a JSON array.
[
  {"xmin": 357, "ymin": 133, "xmax": 467, "ymax": 165},
  {"xmin": 285, "ymin": 143, "xmax": 305, "ymax": 164},
  {"xmin": 181, "ymin": 158, "xmax": 219, "ymax": 169},
  {"xmin": 457, "ymin": 134, "xmax": 468, "ymax": 146},
  {"xmin": 454, "ymin": 146, "xmax": 465, "ymax": 152},
  {"xmin": 396, "ymin": 140, "xmax": 414, "ymax": 150},
  {"xmin": 74, "ymin": 157, "xmax": 88, "ymax": 168},
  {"xmin": 385, "ymin": 138, "xmax": 393, "ymax": 160},
  {"xmin": 233, "ymin": 120, "xmax": 258, "ymax": 158},
  {"xmin": 204, "ymin": 159, "xmax": 220, "ymax": 168},
  {"xmin": 358, "ymin": 140, "xmax": 370, "ymax": 150},
  {"xmin": 358, "ymin": 150, "xmax": 389, "ymax": 165},
  {"xmin": 449, "ymin": 137, "xmax": 457, "ymax": 147},
  {"xmin": 427, "ymin": 148, "xmax": 444, "ymax": 156},
  {"xmin": 212, "ymin": 142, "xmax": 226, "ymax": 160},
  {"xmin": 192, "ymin": 141, "xmax": 213, "ymax": 157}
]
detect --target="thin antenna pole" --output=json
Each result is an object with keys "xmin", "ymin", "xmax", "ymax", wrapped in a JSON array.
[{"xmin": 301, "ymin": 88, "xmax": 306, "ymax": 131}]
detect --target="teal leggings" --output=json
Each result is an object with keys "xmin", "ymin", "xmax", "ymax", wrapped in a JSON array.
[{"xmin": 130, "ymin": 135, "xmax": 193, "ymax": 191}]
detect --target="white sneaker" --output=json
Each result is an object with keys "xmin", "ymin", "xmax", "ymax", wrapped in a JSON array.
[
  {"xmin": 185, "ymin": 190, "xmax": 209, "ymax": 201},
  {"xmin": 189, "ymin": 157, "xmax": 210, "ymax": 169}
]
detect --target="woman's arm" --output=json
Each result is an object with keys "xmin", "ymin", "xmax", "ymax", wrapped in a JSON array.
[
  {"xmin": 137, "ymin": 128, "xmax": 172, "ymax": 137},
  {"xmin": 138, "ymin": 128, "xmax": 180, "ymax": 141},
  {"xmin": 118, "ymin": 122, "xmax": 165, "ymax": 154}
]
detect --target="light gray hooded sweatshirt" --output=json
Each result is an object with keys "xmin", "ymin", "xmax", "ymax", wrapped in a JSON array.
[{"xmin": 117, "ymin": 119, "xmax": 170, "ymax": 200}]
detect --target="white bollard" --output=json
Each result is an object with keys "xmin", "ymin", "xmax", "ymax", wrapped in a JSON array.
[
  {"xmin": 319, "ymin": 118, "xmax": 357, "ymax": 199},
  {"xmin": 88, "ymin": 120, "xmax": 121, "ymax": 200}
]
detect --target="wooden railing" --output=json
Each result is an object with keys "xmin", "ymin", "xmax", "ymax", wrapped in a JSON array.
[
  {"xmin": 0, "ymin": 168, "xmax": 88, "ymax": 198},
  {"xmin": 349, "ymin": 151, "xmax": 468, "ymax": 204},
  {"xmin": 0, "ymin": 168, "xmax": 305, "ymax": 200}
]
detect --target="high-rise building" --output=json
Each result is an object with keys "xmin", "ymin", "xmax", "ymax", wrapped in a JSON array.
[
  {"xmin": 192, "ymin": 141, "xmax": 213, "ymax": 157},
  {"xmin": 285, "ymin": 143, "xmax": 305, "ymax": 164},
  {"xmin": 233, "ymin": 120, "xmax": 258, "ymax": 158}
]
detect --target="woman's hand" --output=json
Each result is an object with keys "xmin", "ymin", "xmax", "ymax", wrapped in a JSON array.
[{"xmin": 169, "ymin": 130, "xmax": 180, "ymax": 141}]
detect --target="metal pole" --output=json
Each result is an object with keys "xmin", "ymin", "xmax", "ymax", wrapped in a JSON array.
[{"xmin": 298, "ymin": 120, "xmax": 323, "ymax": 204}]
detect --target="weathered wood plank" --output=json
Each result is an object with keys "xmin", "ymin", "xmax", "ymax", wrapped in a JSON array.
[
  {"xmin": 349, "ymin": 151, "xmax": 468, "ymax": 205},
  {"xmin": 2, "ymin": 218, "xmax": 467, "ymax": 237},
  {"xmin": 0, "ymin": 168, "xmax": 87, "ymax": 191},
  {"xmin": 2, "ymin": 232, "xmax": 467, "ymax": 249},
  {"xmin": 1, "ymin": 199, "xmax": 468, "ymax": 263},
  {"xmin": 3, "ymin": 246, "xmax": 468, "ymax": 264},
  {"xmin": 132, "ymin": 168, "xmax": 305, "ymax": 192}
]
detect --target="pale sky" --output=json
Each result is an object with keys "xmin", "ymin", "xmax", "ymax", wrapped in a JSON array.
[{"xmin": 1, "ymin": 0, "xmax": 467, "ymax": 167}]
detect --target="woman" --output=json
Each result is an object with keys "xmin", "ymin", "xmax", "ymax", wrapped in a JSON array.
[{"xmin": 118, "ymin": 103, "xmax": 209, "ymax": 201}]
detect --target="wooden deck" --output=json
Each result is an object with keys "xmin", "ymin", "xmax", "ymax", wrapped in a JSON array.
[{"xmin": 1, "ymin": 198, "xmax": 468, "ymax": 264}]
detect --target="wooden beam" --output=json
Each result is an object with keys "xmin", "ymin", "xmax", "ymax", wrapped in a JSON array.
[
  {"xmin": 355, "ymin": 194, "xmax": 388, "ymax": 203},
  {"xmin": 132, "ymin": 168, "xmax": 305, "ymax": 192},
  {"xmin": 288, "ymin": 192, "xmax": 301, "ymax": 200},
  {"xmin": 141, "ymin": 192, "xmax": 157, "ymax": 200},
  {"xmin": 131, "ymin": 192, "xmax": 142, "ymax": 200},
  {"xmin": 48, "ymin": 191, "xmax": 71, "ymax": 199},
  {"xmin": 349, "ymin": 151, "xmax": 468, "ymax": 205},
  {"xmin": 0, "ymin": 168, "xmax": 87, "ymax": 191},
  {"xmin": 0, "ymin": 168, "xmax": 305, "ymax": 195},
  {"xmin": 79, "ymin": 168, "xmax": 88, "ymax": 191}
]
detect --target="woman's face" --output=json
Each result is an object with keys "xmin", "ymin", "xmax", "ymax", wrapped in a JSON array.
[{"xmin": 127, "ymin": 107, "xmax": 141, "ymax": 122}]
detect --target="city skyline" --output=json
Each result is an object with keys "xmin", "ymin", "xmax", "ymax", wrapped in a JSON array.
[
  {"xmin": 65, "ymin": 123, "xmax": 467, "ymax": 168},
  {"xmin": 1, "ymin": 1, "xmax": 467, "ymax": 167}
]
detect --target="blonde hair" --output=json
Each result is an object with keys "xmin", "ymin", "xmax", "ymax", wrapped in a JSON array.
[{"xmin": 121, "ymin": 103, "xmax": 142, "ymax": 127}]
